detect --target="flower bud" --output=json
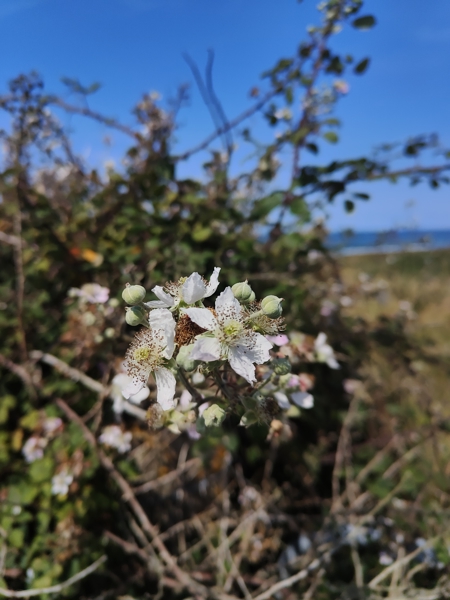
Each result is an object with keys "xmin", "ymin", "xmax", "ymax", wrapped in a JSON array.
[
  {"xmin": 176, "ymin": 344, "xmax": 197, "ymax": 372},
  {"xmin": 261, "ymin": 295, "xmax": 283, "ymax": 318},
  {"xmin": 122, "ymin": 284, "xmax": 146, "ymax": 305},
  {"xmin": 232, "ymin": 281, "xmax": 254, "ymax": 303},
  {"xmin": 125, "ymin": 305, "xmax": 147, "ymax": 326},
  {"xmin": 202, "ymin": 404, "xmax": 226, "ymax": 427},
  {"xmin": 272, "ymin": 357, "xmax": 291, "ymax": 375},
  {"xmin": 247, "ymin": 290, "xmax": 256, "ymax": 303}
]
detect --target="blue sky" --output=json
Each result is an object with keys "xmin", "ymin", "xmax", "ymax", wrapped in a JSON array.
[{"xmin": 1, "ymin": 0, "xmax": 449, "ymax": 231}]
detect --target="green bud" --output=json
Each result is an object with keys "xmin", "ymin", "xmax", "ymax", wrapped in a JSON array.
[
  {"xmin": 176, "ymin": 344, "xmax": 197, "ymax": 372},
  {"xmin": 203, "ymin": 404, "xmax": 226, "ymax": 427},
  {"xmin": 272, "ymin": 357, "xmax": 291, "ymax": 375},
  {"xmin": 232, "ymin": 281, "xmax": 254, "ymax": 303},
  {"xmin": 261, "ymin": 295, "xmax": 283, "ymax": 318},
  {"xmin": 247, "ymin": 290, "xmax": 256, "ymax": 303},
  {"xmin": 125, "ymin": 305, "xmax": 147, "ymax": 326},
  {"xmin": 122, "ymin": 284, "xmax": 146, "ymax": 305}
]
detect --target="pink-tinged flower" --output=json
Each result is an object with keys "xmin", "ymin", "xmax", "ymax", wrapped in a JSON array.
[
  {"xmin": 123, "ymin": 308, "xmax": 177, "ymax": 410},
  {"xmin": 266, "ymin": 334, "xmax": 289, "ymax": 346},
  {"xmin": 43, "ymin": 417, "xmax": 63, "ymax": 435},
  {"xmin": 146, "ymin": 268, "xmax": 221, "ymax": 309},
  {"xmin": 185, "ymin": 287, "xmax": 272, "ymax": 384},
  {"xmin": 22, "ymin": 436, "xmax": 47, "ymax": 463},
  {"xmin": 99, "ymin": 425, "xmax": 132, "ymax": 453},
  {"xmin": 343, "ymin": 379, "xmax": 361, "ymax": 395},
  {"xmin": 333, "ymin": 80, "xmax": 349, "ymax": 94},
  {"xmin": 69, "ymin": 283, "xmax": 110, "ymax": 304},
  {"xmin": 288, "ymin": 373, "xmax": 314, "ymax": 391}
]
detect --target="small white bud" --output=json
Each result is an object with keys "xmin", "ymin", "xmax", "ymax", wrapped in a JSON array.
[
  {"xmin": 122, "ymin": 284, "xmax": 146, "ymax": 305},
  {"xmin": 125, "ymin": 305, "xmax": 147, "ymax": 326},
  {"xmin": 232, "ymin": 281, "xmax": 254, "ymax": 303},
  {"xmin": 261, "ymin": 295, "xmax": 283, "ymax": 318}
]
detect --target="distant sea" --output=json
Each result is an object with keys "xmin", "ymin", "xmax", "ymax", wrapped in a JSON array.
[{"xmin": 326, "ymin": 229, "xmax": 450, "ymax": 256}]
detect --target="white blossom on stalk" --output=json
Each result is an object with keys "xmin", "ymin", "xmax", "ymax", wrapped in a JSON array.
[
  {"xmin": 185, "ymin": 287, "xmax": 272, "ymax": 384},
  {"xmin": 314, "ymin": 333, "xmax": 340, "ymax": 369},
  {"xmin": 146, "ymin": 267, "xmax": 221, "ymax": 309},
  {"xmin": 51, "ymin": 469, "xmax": 73, "ymax": 496},
  {"xmin": 99, "ymin": 425, "xmax": 132, "ymax": 453},
  {"xmin": 123, "ymin": 308, "xmax": 177, "ymax": 410}
]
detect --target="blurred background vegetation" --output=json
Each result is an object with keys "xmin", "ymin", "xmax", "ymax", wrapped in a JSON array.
[{"xmin": 1, "ymin": 1, "xmax": 450, "ymax": 598}]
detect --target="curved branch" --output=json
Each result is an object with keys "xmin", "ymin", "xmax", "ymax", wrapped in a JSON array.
[{"xmin": 0, "ymin": 556, "xmax": 107, "ymax": 598}]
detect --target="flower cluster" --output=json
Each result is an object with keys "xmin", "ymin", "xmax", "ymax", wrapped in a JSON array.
[
  {"xmin": 119, "ymin": 269, "xmax": 341, "ymax": 433},
  {"xmin": 120, "ymin": 270, "xmax": 285, "ymax": 418}
]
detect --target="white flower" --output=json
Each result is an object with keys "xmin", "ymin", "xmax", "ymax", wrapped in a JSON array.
[
  {"xmin": 123, "ymin": 308, "xmax": 177, "ymax": 410},
  {"xmin": 51, "ymin": 470, "xmax": 73, "ymax": 496},
  {"xmin": 99, "ymin": 425, "xmax": 132, "ymax": 453},
  {"xmin": 22, "ymin": 436, "xmax": 47, "ymax": 463},
  {"xmin": 111, "ymin": 373, "xmax": 150, "ymax": 414},
  {"xmin": 185, "ymin": 287, "xmax": 272, "ymax": 384},
  {"xmin": 314, "ymin": 333, "xmax": 340, "ymax": 369},
  {"xmin": 69, "ymin": 283, "xmax": 109, "ymax": 304},
  {"xmin": 290, "ymin": 391, "xmax": 314, "ymax": 409},
  {"xmin": 146, "ymin": 267, "xmax": 220, "ymax": 309},
  {"xmin": 43, "ymin": 417, "xmax": 62, "ymax": 435}
]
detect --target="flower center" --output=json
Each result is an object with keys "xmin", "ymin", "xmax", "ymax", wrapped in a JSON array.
[
  {"xmin": 133, "ymin": 347, "xmax": 152, "ymax": 362},
  {"xmin": 222, "ymin": 320, "xmax": 243, "ymax": 338}
]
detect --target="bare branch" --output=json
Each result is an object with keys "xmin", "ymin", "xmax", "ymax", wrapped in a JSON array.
[
  {"xmin": 49, "ymin": 97, "xmax": 140, "ymax": 140},
  {"xmin": 30, "ymin": 351, "xmax": 106, "ymax": 394},
  {"xmin": 0, "ymin": 555, "xmax": 106, "ymax": 598}
]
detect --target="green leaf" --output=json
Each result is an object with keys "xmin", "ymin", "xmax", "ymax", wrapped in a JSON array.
[
  {"xmin": 352, "ymin": 15, "xmax": 376, "ymax": 30},
  {"xmin": 354, "ymin": 58, "xmax": 370, "ymax": 74},
  {"xmin": 28, "ymin": 457, "xmax": 54, "ymax": 483},
  {"xmin": 250, "ymin": 192, "xmax": 284, "ymax": 219},
  {"xmin": 305, "ymin": 143, "xmax": 318, "ymax": 155},
  {"xmin": 9, "ymin": 528, "xmax": 24, "ymax": 548},
  {"xmin": 323, "ymin": 131, "xmax": 339, "ymax": 144},
  {"xmin": 344, "ymin": 200, "xmax": 355, "ymax": 213}
]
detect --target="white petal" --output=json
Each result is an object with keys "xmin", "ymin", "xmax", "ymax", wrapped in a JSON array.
[
  {"xmin": 205, "ymin": 267, "xmax": 221, "ymax": 297},
  {"xmin": 291, "ymin": 391, "xmax": 314, "ymax": 409},
  {"xmin": 274, "ymin": 391, "xmax": 290, "ymax": 409},
  {"xmin": 184, "ymin": 307, "xmax": 217, "ymax": 331},
  {"xmin": 154, "ymin": 367, "xmax": 176, "ymax": 410},
  {"xmin": 145, "ymin": 300, "xmax": 168, "ymax": 308},
  {"xmin": 315, "ymin": 332, "xmax": 327, "ymax": 350},
  {"xmin": 182, "ymin": 272, "xmax": 207, "ymax": 304},
  {"xmin": 326, "ymin": 357, "xmax": 340, "ymax": 370},
  {"xmin": 122, "ymin": 376, "xmax": 148, "ymax": 400},
  {"xmin": 190, "ymin": 337, "xmax": 222, "ymax": 361},
  {"xmin": 128, "ymin": 385, "xmax": 150, "ymax": 404},
  {"xmin": 150, "ymin": 308, "xmax": 176, "ymax": 359},
  {"xmin": 215, "ymin": 286, "xmax": 241, "ymax": 316},
  {"xmin": 112, "ymin": 373, "xmax": 130, "ymax": 388},
  {"xmin": 228, "ymin": 346, "xmax": 256, "ymax": 384},
  {"xmin": 236, "ymin": 332, "xmax": 272, "ymax": 364},
  {"xmin": 151, "ymin": 286, "xmax": 175, "ymax": 307}
]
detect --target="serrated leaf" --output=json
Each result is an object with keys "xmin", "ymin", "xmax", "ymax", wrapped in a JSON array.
[
  {"xmin": 352, "ymin": 15, "xmax": 376, "ymax": 30},
  {"xmin": 344, "ymin": 200, "xmax": 355, "ymax": 213},
  {"xmin": 354, "ymin": 58, "xmax": 370, "ymax": 74},
  {"xmin": 323, "ymin": 131, "xmax": 339, "ymax": 144}
]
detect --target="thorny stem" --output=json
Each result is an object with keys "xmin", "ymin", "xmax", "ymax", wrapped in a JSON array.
[{"xmin": 177, "ymin": 367, "xmax": 203, "ymax": 403}]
